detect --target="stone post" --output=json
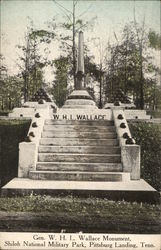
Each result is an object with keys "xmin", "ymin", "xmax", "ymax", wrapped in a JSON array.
[
  {"xmin": 122, "ymin": 145, "xmax": 140, "ymax": 180},
  {"xmin": 18, "ymin": 142, "xmax": 37, "ymax": 177}
]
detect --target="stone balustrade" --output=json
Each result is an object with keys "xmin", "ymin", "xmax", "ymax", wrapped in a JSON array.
[
  {"xmin": 18, "ymin": 105, "xmax": 50, "ymax": 178},
  {"xmin": 112, "ymin": 109, "xmax": 140, "ymax": 180}
]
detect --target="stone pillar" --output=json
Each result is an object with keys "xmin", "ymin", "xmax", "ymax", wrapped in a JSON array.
[
  {"xmin": 18, "ymin": 142, "xmax": 37, "ymax": 177},
  {"xmin": 122, "ymin": 145, "xmax": 140, "ymax": 180},
  {"xmin": 76, "ymin": 31, "xmax": 84, "ymax": 90}
]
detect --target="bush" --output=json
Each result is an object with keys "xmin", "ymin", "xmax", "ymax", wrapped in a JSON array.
[
  {"xmin": 0, "ymin": 111, "xmax": 10, "ymax": 116},
  {"xmin": 129, "ymin": 122, "xmax": 161, "ymax": 191},
  {"xmin": 0, "ymin": 119, "xmax": 31, "ymax": 187},
  {"xmin": 147, "ymin": 110, "xmax": 161, "ymax": 118}
]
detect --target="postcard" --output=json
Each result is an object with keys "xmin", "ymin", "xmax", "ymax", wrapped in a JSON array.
[{"xmin": 0, "ymin": 1, "xmax": 160, "ymax": 249}]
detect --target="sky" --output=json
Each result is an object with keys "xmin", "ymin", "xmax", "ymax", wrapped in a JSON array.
[{"xmin": 1, "ymin": 0, "xmax": 161, "ymax": 81}]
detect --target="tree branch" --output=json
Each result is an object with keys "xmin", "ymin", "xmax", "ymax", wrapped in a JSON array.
[
  {"xmin": 77, "ymin": 3, "xmax": 93, "ymax": 18},
  {"xmin": 53, "ymin": 0, "xmax": 72, "ymax": 14},
  {"xmin": 74, "ymin": 0, "xmax": 79, "ymax": 7}
]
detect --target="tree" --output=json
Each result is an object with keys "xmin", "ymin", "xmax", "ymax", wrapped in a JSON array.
[
  {"xmin": 90, "ymin": 38, "xmax": 109, "ymax": 108},
  {"xmin": 147, "ymin": 30, "xmax": 161, "ymax": 110},
  {"xmin": 0, "ymin": 55, "xmax": 8, "ymax": 110},
  {"xmin": 48, "ymin": 1, "xmax": 96, "ymax": 89},
  {"xmin": 105, "ymin": 21, "xmax": 158, "ymax": 109},
  {"xmin": 51, "ymin": 56, "xmax": 71, "ymax": 107},
  {"xmin": 84, "ymin": 51, "xmax": 100, "ymax": 103},
  {"xmin": 17, "ymin": 23, "xmax": 54, "ymax": 102},
  {"xmin": 29, "ymin": 1, "xmax": 97, "ymax": 104},
  {"xmin": 18, "ymin": 33, "xmax": 42, "ymax": 102},
  {"xmin": 0, "ymin": 56, "xmax": 23, "ymax": 110},
  {"xmin": 133, "ymin": 18, "xmax": 147, "ymax": 109},
  {"xmin": 148, "ymin": 30, "xmax": 161, "ymax": 50}
]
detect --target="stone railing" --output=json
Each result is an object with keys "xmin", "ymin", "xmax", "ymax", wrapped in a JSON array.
[
  {"xmin": 18, "ymin": 104, "xmax": 50, "ymax": 178},
  {"xmin": 112, "ymin": 109, "xmax": 140, "ymax": 180}
]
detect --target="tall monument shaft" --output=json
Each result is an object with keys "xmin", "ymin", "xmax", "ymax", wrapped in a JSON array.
[
  {"xmin": 76, "ymin": 31, "xmax": 84, "ymax": 90},
  {"xmin": 63, "ymin": 31, "xmax": 97, "ymax": 109},
  {"xmin": 77, "ymin": 31, "xmax": 84, "ymax": 73}
]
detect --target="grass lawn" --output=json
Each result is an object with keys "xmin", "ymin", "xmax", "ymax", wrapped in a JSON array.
[{"xmin": 0, "ymin": 195, "xmax": 160, "ymax": 233}]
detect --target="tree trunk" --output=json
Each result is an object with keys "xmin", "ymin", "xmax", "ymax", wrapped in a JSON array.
[
  {"xmin": 24, "ymin": 35, "xmax": 30, "ymax": 102},
  {"xmin": 140, "ymin": 47, "xmax": 144, "ymax": 109},
  {"xmin": 23, "ymin": 74, "xmax": 28, "ymax": 102},
  {"xmin": 99, "ymin": 66, "xmax": 103, "ymax": 108},
  {"xmin": 1, "ymin": 98, "xmax": 4, "ymax": 110}
]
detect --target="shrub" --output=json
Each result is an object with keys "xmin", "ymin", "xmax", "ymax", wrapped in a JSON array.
[
  {"xmin": 129, "ymin": 122, "xmax": 161, "ymax": 191},
  {"xmin": 0, "ymin": 119, "xmax": 31, "ymax": 187}
]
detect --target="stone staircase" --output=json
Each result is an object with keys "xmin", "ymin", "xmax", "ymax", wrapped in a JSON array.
[
  {"xmin": 1, "ymin": 117, "xmax": 158, "ymax": 203},
  {"xmin": 29, "ymin": 119, "xmax": 129, "ymax": 182}
]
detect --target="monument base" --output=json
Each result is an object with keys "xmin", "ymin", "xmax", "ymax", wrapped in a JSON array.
[
  {"xmin": 1, "ymin": 178, "xmax": 159, "ymax": 204},
  {"xmin": 63, "ymin": 90, "xmax": 97, "ymax": 109}
]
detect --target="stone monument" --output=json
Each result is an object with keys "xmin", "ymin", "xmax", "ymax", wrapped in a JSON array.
[{"xmin": 1, "ymin": 31, "xmax": 159, "ymax": 204}]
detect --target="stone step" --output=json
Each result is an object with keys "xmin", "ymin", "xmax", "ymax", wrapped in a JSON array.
[
  {"xmin": 38, "ymin": 153, "xmax": 121, "ymax": 163},
  {"xmin": 2, "ymin": 178, "xmax": 159, "ymax": 204},
  {"xmin": 43, "ymin": 125, "xmax": 116, "ymax": 132},
  {"xmin": 41, "ymin": 131, "xmax": 117, "ymax": 139},
  {"xmin": 36, "ymin": 162, "xmax": 123, "ymax": 172},
  {"xmin": 45, "ymin": 120, "xmax": 114, "ymax": 126},
  {"xmin": 29, "ymin": 171, "xmax": 129, "ymax": 182},
  {"xmin": 38, "ymin": 146, "xmax": 121, "ymax": 154},
  {"xmin": 40, "ymin": 138, "xmax": 119, "ymax": 146}
]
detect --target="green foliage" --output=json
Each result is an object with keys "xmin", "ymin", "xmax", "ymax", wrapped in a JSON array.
[
  {"xmin": 148, "ymin": 110, "xmax": 161, "ymax": 118},
  {"xmin": 0, "ymin": 119, "xmax": 31, "ymax": 187},
  {"xmin": 76, "ymin": 19, "xmax": 83, "ymax": 25},
  {"xmin": 154, "ymin": 86, "xmax": 161, "ymax": 110},
  {"xmin": 29, "ymin": 30, "xmax": 55, "ymax": 40},
  {"xmin": 143, "ymin": 79, "xmax": 160, "ymax": 110},
  {"xmin": 1, "ymin": 23, "xmax": 55, "ymax": 108},
  {"xmin": 51, "ymin": 56, "xmax": 70, "ymax": 107},
  {"xmin": 47, "ymin": 3, "xmax": 97, "ymax": 88},
  {"xmin": 148, "ymin": 30, "xmax": 161, "ymax": 50},
  {"xmin": 0, "ymin": 75, "xmax": 23, "ymax": 110},
  {"xmin": 129, "ymin": 122, "xmax": 161, "ymax": 191},
  {"xmin": 50, "ymin": 52, "xmax": 99, "ymax": 106},
  {"xmin": 17, "ymin": 25, "xmax": 48, "ymax": 102},
  {"xmin": 62, "ymin": 23, "xmax": 73, "ymax": 30},
  {"xmin": 84, "ymin": 56, "xmax": 100, "ymax": 80},
  {"xmin": 105, "ymin": 22, "xmax": 158, "ymax": 109}
]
